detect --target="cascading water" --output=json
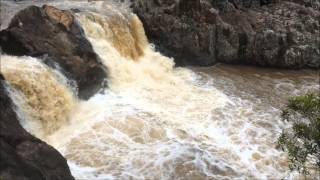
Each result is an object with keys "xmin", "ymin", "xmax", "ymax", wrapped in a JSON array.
[
  {"xmin": 1, "ymin": 1, "xmax": 319, "ymax": 180},
  {"xmin": 1, "ymin": 55, "xmax": 76, "ymax": 138}
]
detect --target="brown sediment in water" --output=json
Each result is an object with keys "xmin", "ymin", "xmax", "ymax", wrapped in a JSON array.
[
  {"xmin": 0, "ymin": 55, "xmax": 75, "ymax": 137},
  {"xmin": 80, "ymin": 12, "xmax": 147, "ymax": 60},
  {"xmin": 1, "ymin": 1, "xmax": 319, "ymax": 179}
]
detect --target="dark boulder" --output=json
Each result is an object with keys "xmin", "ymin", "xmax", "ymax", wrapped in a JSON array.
[
  {"xmin": 132, "ymin": 0, "xmax": 320, "ymax": 68},
  {"xmin": 0, "ymin": 74, "xmax": 74, "ymax": 180},
  {"xmin": 0, "ymin": 5, "xmax": 107, "ymax": 99}
]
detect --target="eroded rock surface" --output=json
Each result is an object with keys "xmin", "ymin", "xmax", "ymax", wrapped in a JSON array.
[
  {"xmin": 132, "ymin": 0, "xmax": 320, "ymax": 68},
  {"xmin": 0, "ymin": 5, "xmax": 107, "ymax": 99}
]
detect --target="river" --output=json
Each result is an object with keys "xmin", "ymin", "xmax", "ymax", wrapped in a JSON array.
[{"xmin": 1, "ymin": 1, "xmax": 319, "ymax": 179}]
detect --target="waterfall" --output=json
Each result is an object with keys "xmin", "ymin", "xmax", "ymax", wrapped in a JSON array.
[
  {"xmin": 0, "ymin": 55, "xmax": 75, "ymax": 138},
  {"xmin": 44, "ymin": 8, "xmax": 231, "ymax": 180},
  {"xmin": 78, "ymin": 12, "xmax": 147, "ymax": 60},
  {"xmin": 1, "ymin": 1, "xmax": 319, "ymax": 180}
]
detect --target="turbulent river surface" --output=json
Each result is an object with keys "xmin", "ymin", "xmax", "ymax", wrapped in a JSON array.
[{"xmin": 1, "ymin": 1, "xmax": 319, "ymax": 180}]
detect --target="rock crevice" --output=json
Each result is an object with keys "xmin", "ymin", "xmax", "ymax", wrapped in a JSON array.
[{"xmin": 132, "ymin": 0, "xmax": 320, "ymax": 68}]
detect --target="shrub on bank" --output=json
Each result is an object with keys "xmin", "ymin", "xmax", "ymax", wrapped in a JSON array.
[{"xmin": 278, "ymin": 92, "xmax": 320, "ymax": 176}]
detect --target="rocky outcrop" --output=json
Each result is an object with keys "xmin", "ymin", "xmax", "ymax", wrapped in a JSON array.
[
  {"xmin": 286, "ymin": 0, "xmax": 320, "ymax": 10},
  {"xmin": 0, "ymin": 5, "xmax": 107, "ymax": 99},
  {"xmin": 132, "ymin": 0, "xmax": 320, "ymax": 68},
  {"xmin": 0, "ymin": 74, "xmax": 74, "ymax": 180}
]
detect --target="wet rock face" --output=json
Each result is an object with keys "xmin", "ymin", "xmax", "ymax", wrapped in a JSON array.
[
  {"xmin": 0, "ymin": 5, "xmax": 107, "ymax": 99},
  {"xmin": 0, "ymin": 74, "xmax": 74, "ymax": 180},
  {"xmin": 132, "ymin": 0, "xmax": 320, "ymax": 68}
]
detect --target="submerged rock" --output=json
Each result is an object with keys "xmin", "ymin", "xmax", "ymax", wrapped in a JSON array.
[
  {"xmin": 0, "ymin": 5, "xmax": 107, "ymax": 99},
  {"xmin": 0, "ymin": 74, "xmax": 74, "ymax": 180},
  {"xmin": 132, "ymin": 0, "xmax": 320, "ymax": 68}
]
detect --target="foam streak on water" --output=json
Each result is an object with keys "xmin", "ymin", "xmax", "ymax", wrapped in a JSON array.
[
  {"xmin": 46, "ymin": 9, "xmax": 233, "ymax": 179},
  {"xmin": 1, "ymin": 1, "xmax": 319, "ymax": 179},
  {"xmin": 47, "ymin": 6, "xmax": 319, "ymax": 180}
]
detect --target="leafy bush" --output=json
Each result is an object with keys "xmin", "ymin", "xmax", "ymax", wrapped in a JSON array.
[{"xmin": 278, "ymin": 92, "xmax": 320, "ymax": 176}]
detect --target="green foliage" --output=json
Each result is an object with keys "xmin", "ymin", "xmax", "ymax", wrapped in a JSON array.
[{"xmin": 278, "ymin": 92, "xmax": 320, "ymax": 176}]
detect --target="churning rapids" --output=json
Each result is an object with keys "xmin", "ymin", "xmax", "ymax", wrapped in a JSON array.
[{"xmin": 1, "ymin": 1, "xmax": 319, "ymax": 180}]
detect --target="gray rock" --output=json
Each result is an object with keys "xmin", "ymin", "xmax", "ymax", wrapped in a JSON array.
[
  {"xmin": 132, "ymin": 0, "xmax": 320, "ymax": 68},
  {"xmin": 0, "ymin": 5, "xmax": 107, "ymax": 99},
  {"xmin": 0, "ymin": 74, "xmax": 74, "ymax": 180}
]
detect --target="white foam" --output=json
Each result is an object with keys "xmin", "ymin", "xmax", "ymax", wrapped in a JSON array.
[{"xmin": 2, "ymin": 1, "xmax": 319, "ymax": 179}]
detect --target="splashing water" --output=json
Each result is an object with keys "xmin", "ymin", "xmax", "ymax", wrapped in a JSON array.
[
  {"xmin": 1, "ymin": 1, "xmax": 319, "ymax": 180},
  {"xmin": 78, "ymin": 12, "xmax": 147, "ymax": 60},
  {"xmin": 46, "ymin": 10, "xmax": 232, "ymax": 179},
  {"xmin": 0, "ymin": 55, "xmax": 75, "ymax": 138}
]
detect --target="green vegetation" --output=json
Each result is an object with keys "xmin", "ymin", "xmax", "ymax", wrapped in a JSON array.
[{"xmin": 278, "ymin": 92, "xmax": 320, "ymax": 176}]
